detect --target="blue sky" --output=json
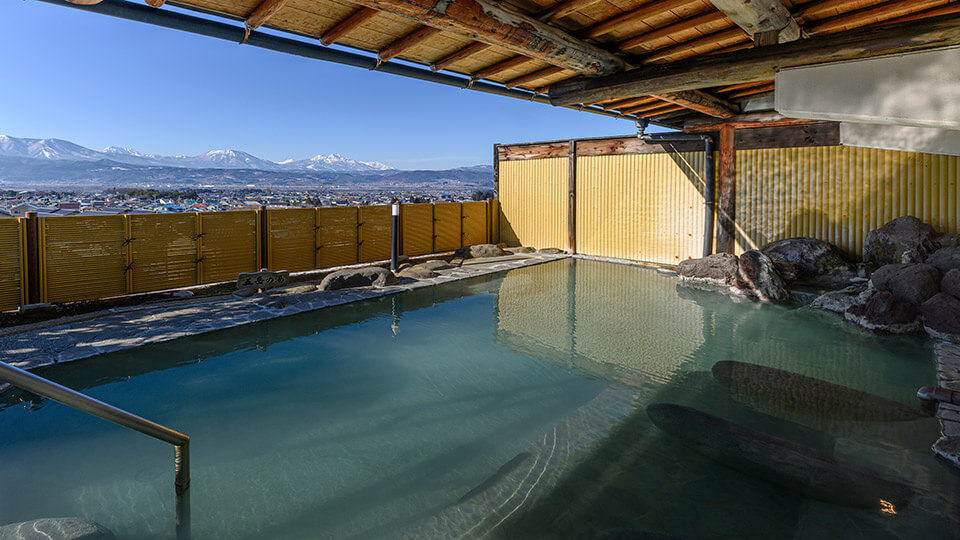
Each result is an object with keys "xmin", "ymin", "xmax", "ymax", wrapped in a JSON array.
[{"xmin": 1, "ymin": 0, "xmax": 648, "ymax": 170}]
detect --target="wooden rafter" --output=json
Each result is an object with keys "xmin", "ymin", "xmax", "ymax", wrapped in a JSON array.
[
  {"xmin": 320, "ymin": 7, "xmax": 378, "ymax": 46},
  {"xmin": 718, "ymin": 79, "xmax": 774, "ymax": 92},
  {"xmin": 379, "ymin": 26, "xmax": 442, "ymax": 61},
  {"xmin": 145, "ymin": 0, "xmax": 164, "ymax": 6},
  {"xmin": 472, "ymin": 55, "xmax": 534, "ymax": 80},
  {"xmin": 581, "ymin": 0, "xmax": 697, "ymax": 39},
  {"xmin": 539, "ymin": 0, "xmax": 603, "ymax": 22},
  {"xmin": 651, "ymin": 89, "xmax": 740, "ymax": 118},
  {"xmin": 884, "ymin": 3, "xmax": 960, "ymax": 24},
  {"xmin": 618, "ymin": 11, "xmax": 730, "ymax": 51},
  {"xmin": 796, "ymin": 0, "xmax": 875, "ymax": 24},
  {"xmin": 602, "ymin": 96, "xmax": 659, "ymax": 110},
  {"xmin": 643, "ymin": 27, "xmax": 748, "ymax": 64},
  {"xmin": 725, "ymin": 82, "xmax": 775, "ymax": 99},
  {"xmin": 549, "ymin": 11, "xmax": 960, "ymax": 105},
  {"xmin": 431, "ymin": 42, "xmax": 490, "ymax": 72},
  {"xmin": 808, "ymin": 0, "xmax": 947, "ymax": 35},
  {"xmin": 341, "ymin": 0, "xmax": 625, "ymax": 76},
  {"xmin": 245, "ymin": 0, "xmax": 290, "ymax": 30},
  {"xmin": 709, "ymin": 0, "xmax": 801, "ymax": 43},
  {"xmin": 504, "ymin": 66, "xmax": 566, "ymax": 88},
  {"xmin": 623, "ymin": 102, "xmax": 686, "ymax": 116}
]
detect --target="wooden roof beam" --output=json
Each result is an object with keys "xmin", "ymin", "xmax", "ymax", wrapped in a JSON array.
[
  {"xmin": 539, "ymin": 0, "xmax": 604, "ymax": 22},
  {"xmin": 549, "ymin": 11, "xmax": 960, "ymax": 105},
  {"xmin": 341, "ymin": 0, "xmax": 625, "ymax": 76},
  {"xmin": 431, "ymin": 42, "xmax": 490, "ymax": 72},
  {"xmin": 601, "ymin": 96, "xmax": 659, "ymax": 110},
  {"xmin": 652, "ymin": 89, "xmax": 740, "ymax": 118},
  {"xmin": 320, "ymin": 7, "xmax": 379, "ymax": 46},
  {"xmin": 244, "ymin": 0, "xmax": 290, "ymax": 31},
  {"xmin": 472, "ymin": 55, "xmax": 534, "ymax": 80},
  {"xmin": 709, "ymin": 0, "xmax": 801, "ymax": 44},
  {"xmin": 378, "ymin": 26, "xmax": 442, "ymax": 62},
  {"xmin": 582, "ymin": 0, "xmax": 698, "ymax": 39},
  {"xmin": 504, "ymin": 66, "xmax": 566, "ymax": 89}
]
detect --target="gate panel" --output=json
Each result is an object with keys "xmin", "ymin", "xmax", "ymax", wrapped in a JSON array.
[
  {"xmin": 461, "ymin": 201, "xmax": 488, "ymax": 246},
  {"xmin": 129, "ymin": 213, "xmax": 198, "ymax": 293},
  {"xmin": 433, "ymin": 202, "xmax": 462, "ymax": 252},
  {"xmin": 359, "ymin": 205, "xmax": 391, "ymax": 263},
  {"xmin": 200, "ymin": 211, "xmax": 259, "ymax": 283},
  {"xmin": 576, "ymin": 152, "xmax": 705, "ymax": 264},
  {"xmin": 267, "ymin": 208, "xmax": 316, "ymax": 272},
  {"xmin": 41, "ymin": 216, "xmax": 127, "ymax": 303},
  {"xmin": 0, "ymin": 219, "xmax": 24, "ymax": 310},
  {"xmin": 402, "ymin": 203, "xmax": 433, "ymax": 256},
  {"xmin": 318, "ymin": 207, "xmax": 359, "ymax": 268}
]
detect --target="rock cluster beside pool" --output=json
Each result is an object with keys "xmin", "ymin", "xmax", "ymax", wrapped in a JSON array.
[{"xmin": 678, "ymin": 216, "xmax": 960, "ymax": 341}]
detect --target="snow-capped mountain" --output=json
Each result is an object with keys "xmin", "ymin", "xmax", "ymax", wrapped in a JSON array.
[
  {"xmin": 280, "ymin": 153, "xmax": 392, "ymax": 172},
  {"xmin": 0, "ymin": 135, "xmax": 105, "ymax": 162},
  {"xmin": 0, "ymin": 135, "xmax": 394, "ymax": 173}
]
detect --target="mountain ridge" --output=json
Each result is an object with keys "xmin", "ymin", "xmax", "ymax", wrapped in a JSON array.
[{"xmin": 0, "ymin": 135, "xmax": 395, "ymax": 173}]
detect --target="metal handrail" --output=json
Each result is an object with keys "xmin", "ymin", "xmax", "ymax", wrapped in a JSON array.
[{"xmin": 0, "ymin": 361, "xmax": 191, "ymax": 540}]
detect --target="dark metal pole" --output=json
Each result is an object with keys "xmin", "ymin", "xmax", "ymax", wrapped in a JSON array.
[
  {"xmin": 390, "ymin": 202, "xmax": 400, "ymax": 272},
  {"xmin": 24, "ymin": 212, "xmax": 40, "ymax": 305}
]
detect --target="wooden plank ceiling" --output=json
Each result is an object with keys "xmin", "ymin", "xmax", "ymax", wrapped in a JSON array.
[{"xmin": 80, "ymin": 0, "xmax": 960, "ymax": 125}]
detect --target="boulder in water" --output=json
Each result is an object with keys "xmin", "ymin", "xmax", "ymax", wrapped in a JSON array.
[
  {"xmin": 921, "ymin": 292, "xmax": 960, "ymax": 343},
  {"xmin": 845, "ymin": 290, "xmax": 922, "ymax": 334}
]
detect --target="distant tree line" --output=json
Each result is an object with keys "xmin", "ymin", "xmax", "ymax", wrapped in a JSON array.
[
  {"xmin": 471, "ymin": 190, "xmax": 495, "ymax": 201},
  {"xmin": 108, "ymin": 188, "xmax": 199, "ymax": 201}
]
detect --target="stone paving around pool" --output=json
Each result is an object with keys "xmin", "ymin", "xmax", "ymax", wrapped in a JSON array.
[
  {"xmin": 0, "ymin": 253, "xmax": 567, "ymax": 393},
  {"xmin": 933, "ymin": 342, "xmax": 960, "ymax": 468}
]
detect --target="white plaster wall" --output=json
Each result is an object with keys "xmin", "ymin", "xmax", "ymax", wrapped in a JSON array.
[
  {"xmin": 776, "ymin": 48, "xmax": 960, "ymax": 130},
  {"xmin": 840, "ymin": 123, "xmax": 960, "ymax": 158}
]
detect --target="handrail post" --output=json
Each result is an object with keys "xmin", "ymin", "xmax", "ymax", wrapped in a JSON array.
[
  {"xmin": 175, "ymin": 442, "xmax": 191, "ymax": 540},
  {"xmin": 0, "ymin": 361, "xmax": 191, "ymax": 540}
]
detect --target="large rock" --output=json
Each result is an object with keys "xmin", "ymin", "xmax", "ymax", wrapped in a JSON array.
[
  {"xmin": 396, "ymin": 263, "xmax": 439, "ymax": 280},
  {"xmin": 845, "ymin": 290, "xmax": 922, "ymax": 333},
  {"xmin": 761, "ymin": 237, "xmax": 848, "ymax": 277},
  {"xmin": 0, "ymin": 518, "xmax": 115, "ymax": 540},
  {"xmin": 677, "ymin": 253, "xmax": 739, "ymax": 286},
  {"xmin": 807, "ymin": 282, "xmax": 871, "ymax": 314},
  {"xmin": 453, "ymin": 244, "xmax": 509, "ymax": 259},
  {"xmin": 927, "ymin": 247, "xmax": 960, "ymax": 274},
  {"xmin": 922, "ymin": 292, "xmax": 960, "ymax": 342},
  {"xmin": 862, "ymin": 216, "xmax": 937, "ymax": 265},
  {"xmin": 736, "ymin": 250, "xmax": 789, "ymax": 303},
  {"xmin": 418, "ymin": 260, "xmax": 454, "ymax": 271},
  {"xmin": 318, "ymin": 267, "xmax": 399, "ymax": 291},
  {"xmin": 869, "ymin": 263, "xmax": 940, "ymax": 307},
  {"xmin": 942, "ymin": 269, "xmax": 960, "ymax": 299}
]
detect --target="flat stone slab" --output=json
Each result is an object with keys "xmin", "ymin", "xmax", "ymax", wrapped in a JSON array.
[
  {"xmin": 0, "ymin": 253, "xmax": 568, "ymax": 393},
  {"xmin": 933, "ymin": 341, "xmax": 960, "ymax": 468}
]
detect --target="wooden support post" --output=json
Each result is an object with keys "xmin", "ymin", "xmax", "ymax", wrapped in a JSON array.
[
  {"xmin": 716, "ymin": 124, "xmax": 736, "ymax": 253},
  {"xmin": 24, "ymin": 212, "xmax": 40, "ymax": 305},
  {"xmin": 568, "ymin": 140, "xmax": 577, "ymax": 254},
  {"xmin": 258, "ymin": 205, "xmax": 269, "ymax": 270}
]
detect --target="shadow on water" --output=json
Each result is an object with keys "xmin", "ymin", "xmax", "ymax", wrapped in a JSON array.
[{"xmin": 483, "ymin": 259, "xmax": 956, "ymax": 540}]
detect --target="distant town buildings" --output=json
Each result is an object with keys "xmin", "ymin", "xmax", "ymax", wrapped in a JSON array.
[{"xmin": 0, "ymin": 187, "xmax": 491, "ymax": 218}]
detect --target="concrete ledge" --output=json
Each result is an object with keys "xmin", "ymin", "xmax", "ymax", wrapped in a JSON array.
[{"xmin": 0, "ymin": 253, "xmax": 568, "ymax": 394}]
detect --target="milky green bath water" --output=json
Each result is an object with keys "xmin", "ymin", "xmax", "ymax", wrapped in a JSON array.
[{"xmin": 0, "ymin": 259, "xmax": 954, "ymax": 539}]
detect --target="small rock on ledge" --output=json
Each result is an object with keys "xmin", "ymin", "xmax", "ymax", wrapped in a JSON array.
[
  {"xmin": 319, "ymin": 267, "xmax": 399, "ymax": 291},
  {"xmin": 677, "ymin": 253, "xmax": 739, "ymax": 286},
  {"xmin": 453, "ymin": 244, "xmax": 509, "ymax": 259}
]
